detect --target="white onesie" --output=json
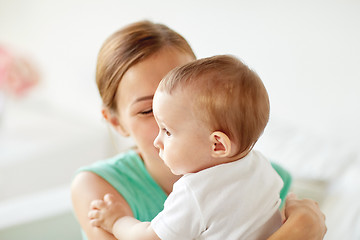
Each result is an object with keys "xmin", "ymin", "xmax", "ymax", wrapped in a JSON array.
[{"xmin": 151, "ymin": 150, "xmax": 283, "ymax": 240}]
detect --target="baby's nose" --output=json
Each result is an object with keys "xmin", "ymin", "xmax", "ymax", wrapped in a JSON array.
[{"xmin": 153, "ymin": 134, "xmax": 162, "ymax": 149}]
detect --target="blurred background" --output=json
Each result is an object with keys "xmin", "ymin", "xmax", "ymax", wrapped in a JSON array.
[{"xmin": 0, "ymin": 0, "xmax": 359, "ymax": 239}]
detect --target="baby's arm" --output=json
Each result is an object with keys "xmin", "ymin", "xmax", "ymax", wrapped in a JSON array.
[{"xmin": 88, "ymin": 193, "xmax": 160, "ymax": 240}]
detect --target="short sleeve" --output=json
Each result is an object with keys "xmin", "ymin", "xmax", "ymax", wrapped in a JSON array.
[
  {"xmin": 76, "ymin": 150, "xmax": 167, "ymax": 222},
  {"xmin": 151, "ymin": 179, "xmax": 204, "ymax": 240}
]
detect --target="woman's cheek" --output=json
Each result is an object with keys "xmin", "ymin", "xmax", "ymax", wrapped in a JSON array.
[
  {"xmin": 146, "ymin": 118, "xmax": 159, "ymax": 142},
  {"xmin": 131, "ymin": 117, "xmax": 158, "ymax": 145}
]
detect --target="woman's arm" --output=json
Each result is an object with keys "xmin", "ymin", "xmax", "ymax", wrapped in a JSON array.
[
  {"xmin": 71, "ymin": 172, "xmax": 134, "ymax": 240},
  {"xmin": 268, "ymin": 193, "xmax": 327, "ymax": 240}
]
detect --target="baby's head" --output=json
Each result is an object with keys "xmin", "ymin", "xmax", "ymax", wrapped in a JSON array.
[{"xmin": 157, "ymin": 55, "xmax": 269, "ymax": 155}]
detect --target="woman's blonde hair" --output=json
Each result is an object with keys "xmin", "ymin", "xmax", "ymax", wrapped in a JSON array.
[
  {"xmin": 159, "ymin": 55, "xmax": 270, "ymax": 154},
  {"xmin": 96, "ymin": 20, "xmax": 196, "ymax": 112}
]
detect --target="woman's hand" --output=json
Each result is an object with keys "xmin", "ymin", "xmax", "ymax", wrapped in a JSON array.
[{"xmin": 268, "ymin": 193, "xmax": 327, "ymax": 240}]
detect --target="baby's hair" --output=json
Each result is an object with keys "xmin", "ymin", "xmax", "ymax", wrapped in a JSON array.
[
  {"xmin": 96, "ymin": 20, "xmax": 196, "ymax": 113},
  {"xmin": 158, "ymin": 55, "xmax": 270, "ymax": 154}
]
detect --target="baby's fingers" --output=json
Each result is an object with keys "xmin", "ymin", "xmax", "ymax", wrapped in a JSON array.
[
  {"xmin": 90, "ymin": 199, "xmax": 106, "ymax": 209},
  {"xmin": 104, "ymin": 193, "xmax": 116, "ymax": 203},
  {"xmin": 88, "ymin": 209, "xmax": 101, "ymax": 219},
  {"xmin": 90, "ymin": 218, "xmax": 102, "ymax": 227}
]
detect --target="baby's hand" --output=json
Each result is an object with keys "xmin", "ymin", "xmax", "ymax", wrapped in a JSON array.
[{"xmin": 88, "ymin": 193, "xmax": 123, "ymax": 233}]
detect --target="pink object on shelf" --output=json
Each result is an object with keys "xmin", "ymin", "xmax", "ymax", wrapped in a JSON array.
[{"xmin": 0, "ymin": 46, "xmax": 40, "ymax": 98}]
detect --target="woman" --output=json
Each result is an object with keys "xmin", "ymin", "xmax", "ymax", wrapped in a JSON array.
[{"xmin": 71, "ymin": 20, "xmax": 326, "ymax": 240}]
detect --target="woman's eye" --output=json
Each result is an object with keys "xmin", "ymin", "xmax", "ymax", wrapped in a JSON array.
[{"xmin": 140, "ymin": 109, "xmax": 153, "ymax": 115}]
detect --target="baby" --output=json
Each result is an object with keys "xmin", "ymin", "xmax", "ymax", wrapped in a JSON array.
[{"xmin": 88, "ymin": 55, "xmax": 283, "ymax": 239}]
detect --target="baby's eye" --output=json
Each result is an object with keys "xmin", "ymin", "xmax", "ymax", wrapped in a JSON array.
[
  {"xmin": 163, "ymin": 128, "xmax": 171, "ymax": 137},
  {"xmin": 140, "ymin": 109, "xmax": 153, "ymax": 115}
]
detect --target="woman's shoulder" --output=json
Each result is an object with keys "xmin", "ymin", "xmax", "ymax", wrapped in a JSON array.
[
  {"xmin": 72, "ymin": 149, "xmax": 145, "ymax": 191},
  {"xmin": 74, "ymin": 148, "xmax": 165, "ymax": 198},
  {"xmin": 71, "ymin": 163, "xmax": 134, "ymax": 240},
  {"xmin": 72, "ymin": 148, "xmax": 167, "ymax": 222},
  {"xmin": 71, "ymin": 148, "xmax": 142, "ymax": 201},
  {"xmin": 77, "ymin": 148, "xmax": 142, "ymax": 174}
]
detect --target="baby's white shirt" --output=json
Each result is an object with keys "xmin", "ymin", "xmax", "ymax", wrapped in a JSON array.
[{"xmin": 151, "ymin": 150, "xmax": 283, "ymax": 240}]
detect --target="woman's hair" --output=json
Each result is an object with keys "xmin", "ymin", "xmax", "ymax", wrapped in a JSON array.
[
  {"xmin": 158, "ymin": 55, "xmax": 270, "ymax": 154},
  {"xmin": 96, "ymin": 20, "xmax": 196, "ymax": 112}
]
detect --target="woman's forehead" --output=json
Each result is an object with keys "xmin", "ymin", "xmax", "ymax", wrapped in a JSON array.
[{"xmin": 117, "ymin": 50, "xmax": 194, "ymax": 109}]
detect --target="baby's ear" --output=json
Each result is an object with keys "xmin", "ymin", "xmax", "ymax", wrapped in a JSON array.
[
  {"xmin": 210, "ymin": 131, "xmax": 232, "ymax": 158},
  {"xmin": 102, "ymin": 108, "xmax": 130, "ymax": 137}
]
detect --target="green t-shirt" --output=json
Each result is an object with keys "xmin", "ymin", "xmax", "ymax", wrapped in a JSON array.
[
  {"xmin": 78, "ymin": 149, "xmax": 168, "ymax": 221},
  {"xmin": 77, "ymin": 149, "xmax": 291, "ymax": 239}
]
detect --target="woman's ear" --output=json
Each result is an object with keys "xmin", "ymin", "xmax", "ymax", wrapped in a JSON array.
[
  {"xmin": 210, "ymin": 131, "xmax": 232, "ymax": 158},
  {"xmin": 101, "ymin": 108, "xmax": 130, "ymax": 137}
]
